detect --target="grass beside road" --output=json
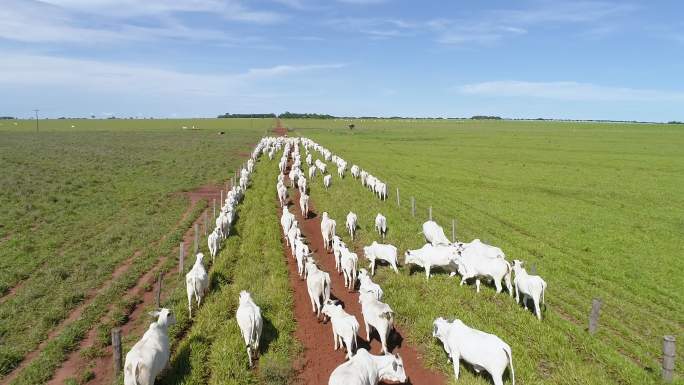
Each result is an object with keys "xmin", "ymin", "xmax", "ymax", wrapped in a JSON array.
[
  {"xmin": 158, "ymin": 149, "xmax": 299, "ymax": 385},
  {"xmin": 289, "ymin": 118, "xmax": 684, "ymax": 385}
]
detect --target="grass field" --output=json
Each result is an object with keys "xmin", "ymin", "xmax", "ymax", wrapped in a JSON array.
[
  {"xmin": 287, "ymin": 118, "xmax": 683, "ymax": 385},
  {"xmin": 157, "ymin": 150, "xmax": 298, "ymax": 385},
  {"xmin": 0, "ymin": 119, "xmax": 270, "ymax": 382}
]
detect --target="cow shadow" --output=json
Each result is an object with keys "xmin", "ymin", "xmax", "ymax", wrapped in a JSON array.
[{"xmin": 259, "ymin": 314, "xmax": 279, "ymax": 355}]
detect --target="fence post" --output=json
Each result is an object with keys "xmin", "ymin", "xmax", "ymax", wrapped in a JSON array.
[
  {"xmin": 429, "ymin": 206, "xmax": 432, "ymax": 221},
  {"xmin": 194, "ymin": 223, "xmax": 199, "ymax": 254},
  {"xmin": 212, "ymin": 198, "xmax": 216, "ymax": 220},
  {"xmin": 411, "ymin": 197, "xmax": 415, "ymax": 217},
  {"xmin": 203, "ymin": 212, "xmax": 208, "ymax": 236},
  {"xmin": 588, "ymin": 298, "xmax": 602, "ymax": 334},
  {"xmin": 155, "ymin": 271, "xmax": 163, "ymax": 308},
  {"xmin": 179, "ymin": 242, "xmax": 184, "ymax": 276},
  {"xmin": 396, "ymin": 188, "xmax": 400, "ymax": 207},
  {"xmin": 111, "ymin": 328, "xmax": 122, "ymax": 374},
  {"xmin": 663, "ymin": 335, "xmax": 676, "ymax": 382},
  {"xmin": 530, "ymin": 264, "xmax": 537, "ymax": 274},
  {"xmin": 452, "ymin": 219, "xmax": 456, "ymax": 242},
  {"xmin": 220, "ymin": 191, "xmax": 223, "ymax": 208}
]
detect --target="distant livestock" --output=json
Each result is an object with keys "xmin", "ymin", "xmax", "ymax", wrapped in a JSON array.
[
  {"xmin": 374, "ymin": 213, "xmax": 387, "ymax": 240},
  {"xmin": 512, "ymin": 260, "xmax": 547, "ymax": 320}
]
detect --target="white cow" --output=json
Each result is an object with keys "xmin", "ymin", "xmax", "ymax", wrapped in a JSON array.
[
  {"xmin": 298, "ymin": 176, "xmax": 308, "ymax": 194},
  {"xmin": 363, "ymin": 242, "xmax": 399, "ymax": 275},
  {"xmin": 456, "ymin": 239, "xmax": 506, "ymax": 260},
  {"xmin": 305, "ymin": 259, "xmax": 331, "ymax": 319},
  {"xmin": 280, "ymin": 208, "xmax": 294, "ymax": 238},
  {"xmin": 358, "ymin": 269, "xmax": 383, "ymax": 300},
  {"xmin": 236, "ymin": 291, "xmax": 263, "ymax": 368},
  {"xmin": 404, "ymin": 244, "xmax": 459, "ymax": 280},
  {"xmin": 328, "ymin": 349, "xmax": 406, "ymax": 385},
  {"xmin": 374, "ymin": 214, "xmax": 387, "ymax": 240},
  {"xmin": 295, "ymin": 239, "xmax": 311, "ymax": 278},
  {"xmin": 124, "ymin": 309, "xmax": 176, "ymax": 385},
  {"xmin": 433, "ymin": 317, "xmax": 515, "ymax": 385},
  {"xmin": 300, "ymin": 193, "xmax": 309, "ymax": 218},
  {"xmin": 277, "ymin": 184, "xmax": 287, "ymax": 207},
  {"xmin": 332, "ymin": 235, "xmax": 346, "ymax": 273},
  {"xmin": 185, "ymin": 253, "xmax": 209, "ymax": 318},
  {"xmin": 287, "ymin": 222, "xmax": 301, "ymax": 255},
  {"xmin": 454, "ymin": 252, "xmax": 513, "ymax": 295},
  {"xmin": 358, "ymin": 292, "xmax": 394, "ymax": 355},
  {"xmin": 512, "ymin": 260, "xmax": 547, "ymax": 320},
  {"xmin": 308, "ymin": 166, "xmax": 317, "ymax": 179},
  {"xmin": 306, "ymin": 153, "xmax": 313, "ymax": 165},
  {"xmin": 323, "ymin": 174, "xmax": 332, "ymax": 190},
  {"xmin": 208, "ymin": 228, "xmax": 220, "ymax": 261},
  {"xmin": 422, "ymin": 220, "xmax": 452, "ymax": 246},
  {"xmin": 351, "ymin": 165, "xmax": 360, "ymax": 179},
  {"xmin": 345, "ymin": 212, "xmax": 358, "ymax": 241},
  {"xmin": 320, "ymin": 212, "xmax": 336, "ymax": 251},
  {"xmin": 321, "ymin": 299, "xmax": 359, "ymax": 360},
  {"xmin": 340, "ymin": 248, "xmax": 358, "ymax": 291}
]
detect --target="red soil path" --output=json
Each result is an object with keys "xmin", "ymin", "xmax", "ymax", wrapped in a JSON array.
[{"xmin": 278, "ymin": 153, "xmax": 445, "ymax": 385}]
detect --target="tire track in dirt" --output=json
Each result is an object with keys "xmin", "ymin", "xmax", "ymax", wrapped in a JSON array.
[
  {"xmin": 279, "ymin": 155, "xmax": 446, "ymax": 385},
  {"xmin": 45, "ymin": 185, "xmax": 224, "ymax": 385}
]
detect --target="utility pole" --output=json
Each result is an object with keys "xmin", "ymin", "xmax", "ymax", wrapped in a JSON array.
[{"xmin": 33, "ymin": 109, "xmax": 39, "ymax": 132}]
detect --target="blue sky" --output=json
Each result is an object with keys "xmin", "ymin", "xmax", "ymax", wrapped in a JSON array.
[{"xmin": 1, "ymin": 0, "xmax": 683, "ymax": 121}]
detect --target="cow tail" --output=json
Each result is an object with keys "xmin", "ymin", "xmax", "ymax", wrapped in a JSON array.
[{"xmin": 504, "ymin": 345, "xmax": 515, "ymax": 385}]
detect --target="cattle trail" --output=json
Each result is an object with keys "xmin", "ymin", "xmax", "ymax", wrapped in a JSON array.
[{"xmin": 278, "ymin": 153, "xmax": 446, "ymax": 385}]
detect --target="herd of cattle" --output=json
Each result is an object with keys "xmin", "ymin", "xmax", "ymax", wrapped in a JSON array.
[{"xmin": 121, "ymin": 135, "xmax": 547, "ymax": 385}]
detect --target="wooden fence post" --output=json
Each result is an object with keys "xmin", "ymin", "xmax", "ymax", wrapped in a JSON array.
[
  {"xmin": 203, "ymin": 212, "xmax": 208, "ymax": 236},
  {"xmin": 220, "ymin": 191, "xmax": 223, "ymax": 208},
  {"xmin": 452, "ymin": 219, "xmax": 456, "ymax": 242},
  {"xmin": 530, "ymin": 264, "xmax": 537, "ymax": 274},
  {"xmin": 396, "ymin": 188, "xmax": 400, "ymax": 207},
  {"xmin": 111, "ymin": 328, "xmax": 122, "ymax": 374},
  {"xmin": 429, "ymin": 206, "xmax": 432, "ymax": 221},
  {"xmin": 588, "ymin": 298, "xmax": 602, "ymax": 334},
  {"xmin": 212, "ymin": 198, "xmax": 216, "ymax": 220},
  {"xmin": 663, "ymin": 335, "xmax": 676, "ymax": 382},
  {"xmin": 155, "ymin": 272, "xmax": 163, "ymax": 308},
  {"xmin": 194, "ymin": 223, "xmax": 199, "ymax": 254},
  {"xmin": 411, "ymin": 197, "xmax": 415, "ymax": 217},
  {"xmin": 179, "ymin": 242, "xmax": 184, "ymax": 276}
]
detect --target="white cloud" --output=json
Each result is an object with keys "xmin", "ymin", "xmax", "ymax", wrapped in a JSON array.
[
  {"xmin": 456, "ymin": 80, "xmax": 684, "ymax": 102},
  {"xmin": 0, "ymin": 53, "xmax": 346, "ymax": 96},
  {"xmin": 0, "ymin": 0, "xmax": 282, "ymax": 45}
]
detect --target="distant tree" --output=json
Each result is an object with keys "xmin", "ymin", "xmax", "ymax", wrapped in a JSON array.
[
  {"xmin": 667, "ymin": 121, "xmax": 683, "ymax": 124},
  {"xmin": 0, "ymin": 116, "xmax": 16, "ymax": 120},
  {"xmin": 471, "ymin": 115, "xmax": 502, "ymax": 120}
]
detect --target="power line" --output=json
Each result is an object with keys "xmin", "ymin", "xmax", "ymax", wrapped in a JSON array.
[{"xmin": 33, "ymin": 109, "xmax": 39, "ymax": 133}]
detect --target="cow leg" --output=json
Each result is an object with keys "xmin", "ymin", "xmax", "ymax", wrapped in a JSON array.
[
  {"xmin": 452, "ymin": 354, "xmax": 461, "ymax": 379},
  {"xmin": 333, "ymin": 330, "xmax": 339, "ymax": 350},
  {"xmin": 476, "ymin": 279, "xmax": 481, "ymax": 293},
  {"xmin": 494, "ymin": 278, "xmax": 503, "ymax": 294},
  {"xmin": 535, "ymin": 298, "xmax": 542, "ymax": 320},
  {"xmin": 247, "ymin": 346, "xmax": 253, "ymax": 368},
  {"xmin": 364, "ymin": 321, "xmax": 371, "ymax": 340}
]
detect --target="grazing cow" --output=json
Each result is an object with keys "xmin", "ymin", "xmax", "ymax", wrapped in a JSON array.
[
  {"xmin": 277, "ymin": 184, "xmax": 287, "ymax": 207},
  {"xmin": 320, "ymin": 212, "xmax": 337, "ymax": 251},
  {"xmin": 305, "ymin": 259, "xmax": 331, "ymax": 319},
  {"xmin": 328, "ymin": 349, "xmax": 406, "ymax": 385},
  {"xmin": 351, "ymin": 165, "xmax": 360, "ymax": 179},
  {"xmin": 454, "ymin": 252, "xmax": 512, "ymax": 295},
  {"xmin": 363, "ymin": 242, "xmax": 399, "ymax": 275},
  {"xmin": 345, "ymin": 212, "xmax": 358, "ymax": 241},
  {"xmin": 288, "ymin": 168, "xmax": 298, "ymax": 188},
  {"xmin": 309, "ymin": 166, "xmax": 317, "ymax": 179},
  {"xmin": 185, "ymin": 253, "xmax": 209, "ymax": 318},
  {"xmin": 323, "ymin": 174, "xmax": 332, "ymax": 190},
  {"xmin": 404, "ymin": 244, "xmax": 459, "ymax": 280},
  {"xmin": 512, "ymin": 260, "xmax": 547, "ymax": 320},
  {"xmin": 299, "ymin": 193, "xmax": 309, "ymax": 218},
  {"xmin": 124, "ymin": 309, "xmax": 176, "ymax": 385},
  {"xmin": 340, "ymin": 249, "xmax": 358, "ymax": 291},
  {"xmin": 358, "ymin": 268, "xmax": 383, "ymax": 300},
  {"xmin": 306, "ymin": 153, "xmax": 313, "ymax": 165},
  {"xmin": 208, "ymin": 228, "xmax": 220, "ymax": 261},
  {"xmin": 321, "ymin": 299, "xmax": 360, "ymax": 360},
  {"xmin": 236, "ymin": 291, "xmax": 263, "ymax": 368},
  {"xmin": 433, "ymin": 317, "xmax": 514, "ymax": 385},
  {"xmin": 456, "ymin": 239, "xmax": 506, "ymax": 260},
  {"xmin": 337, "ymin": 164, "xmax": 346, "ymax": 178},
  {"xmin": 358, "ymin": 292, "xmax": 394, "ymax": 354},
  {"xmin": 374, "ymin": 214, "xmax": 387, "ymax": 240},
  {"xmin": 422, "ymin": 220, "xmax": 452, "ymax": 246},
  {"xmin": 360, "ymin": 170, "xmax": 369, "ymax": 187}
]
